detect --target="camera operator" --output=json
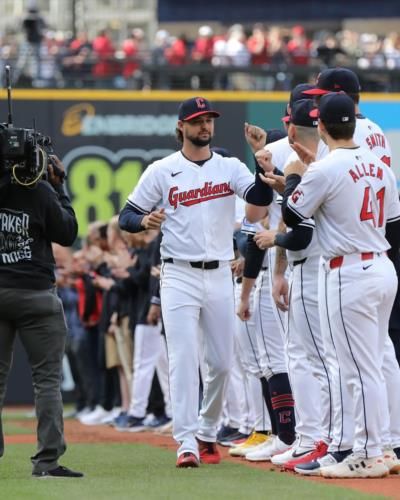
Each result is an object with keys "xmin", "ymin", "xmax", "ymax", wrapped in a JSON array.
[{"xmin": 0, "ymin": 155, "xmax": 83, "ymax": 478}]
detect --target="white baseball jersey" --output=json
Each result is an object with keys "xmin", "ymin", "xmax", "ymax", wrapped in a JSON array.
[
  {"xmin": 287, "ymin": 147, "xmax": 400, "ymax": 259},
  {"xmin": 355, "ymin": 116, "xmax": 392, "ymax": 168},
  {"xmin": 263, "ymin": 137, "xmax": 293, "ymax": 230},
  {"xmin": 127, "ymin": 151, "xmax": 255, "ymax": 261},
  {"xmin": 283, "ymin": 144, "xmax": 326, "ymax": 264}
]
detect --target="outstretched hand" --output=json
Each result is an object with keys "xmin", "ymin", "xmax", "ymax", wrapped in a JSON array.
[
  {"xmin": 291, "ymin": 142, "xmax": 315, "ymax": 165},
  {"xmin": 254, "ymin": 229, "xmax": 277, "ymax": 250},
  {"xmin": 258, "ymin": 171, "xmax": 286, "ymax": 193}
]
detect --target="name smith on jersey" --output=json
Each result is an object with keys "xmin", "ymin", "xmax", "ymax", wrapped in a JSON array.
[{"xmin": 168, "ymin": 181, "xmax": 234, "ymax": 209}]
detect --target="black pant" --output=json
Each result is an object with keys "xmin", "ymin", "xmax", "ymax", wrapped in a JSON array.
[{"xmin": 0, "ymin": 287, "xmax": 67, "ymax": 473}]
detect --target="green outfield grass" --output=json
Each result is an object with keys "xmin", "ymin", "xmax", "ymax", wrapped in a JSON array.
[{"xmin": 0, "ymin": 443, "xmax": 386, "ymax": 500}]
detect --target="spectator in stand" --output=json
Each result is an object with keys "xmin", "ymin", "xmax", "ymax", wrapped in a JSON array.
[
  {"xmin": 192, "ymin": 25, "xmax": 215, "ymax": 89},
  {"xmin": 247, "ymin": 23, "xmax": 270, "ymax": 66},
  {"xmin": 357, "ymin": 33, "xmax": 386, "ymax": 70},
  {"xmin": 384, "ymin": 32, "xmax": 400, "ymax": 69},
  {"xmin": 211, "ymin": 34, "xmax": 230, "ymax": 90},
  {"xmin": 247, "ymin": 23, "xmax": 271, "ymax": 90},
  {"xmin": 336, "ymin": 29, "xmax": 361, "ymax": 60},
  {"xmin": 287, "ymin": 25, "xmax": 311, "ymax": 66},
  {"xmin": 62, "ymin": 31, "xmax": 93, "ymax": 87},
  {"xmin": 147, "ymin": 29, "xmax": 171, "ymax": 89},
  {"xmin": 225, "ymin": 24, "xmax": 251, "ymax": 90},
  {"xmin": 165, "ymin": 34, "xmax": 189, "ymax": 88},
  {"xmin": 165, "ymin": 34, "xmax": 188, "ymax": 66},
  {"xmin": 121, "ymin": 28, "xmax": 143, "ymax": 88},
  {"xmin": 268, "ymin": 26, "xmax": 288, "ymax": 65},
  {"xmin": 37, "ymin": 30, "xmax": 64, "ymax": 88},
  {"xmin": 14, "ymin": 4, "xmax": 46, "ymax": 85},
  {"xmin": 313, "ymin": 31, "xmax": 347, "ymax": 67},
  {"xmin": 92, "ymin": 29, "xmax": 117, "ymax": 87}
]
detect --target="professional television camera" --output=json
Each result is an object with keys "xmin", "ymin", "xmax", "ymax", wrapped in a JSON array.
[{"xmin": 0, "ymin": 65, "xmax": 64, "ymax": 187}]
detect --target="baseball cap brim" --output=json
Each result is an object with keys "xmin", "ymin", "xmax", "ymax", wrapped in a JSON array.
[
  {"xmin": 182, "ymin": 110, "xmax": 220, "ymax": 121},
  {"xmin": 302, "ymin": 88, "xmax": 330, "ymax": 96}
]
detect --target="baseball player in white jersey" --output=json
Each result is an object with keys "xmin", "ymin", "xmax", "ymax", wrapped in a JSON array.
[
  {"xmin": 119, "ymin": 97, "xmax": 273, "ymax": 468},
  {"xmin": 302, "ymin": 67, "xmax": 391, "ymax": 168},
  {"xmin": 219, "ymin": 198, "xmax": 270, "ymax": 446},
  {"xmin": 254, "ymin": 99, "xmax": 334, "ymax": 470},
  {"xmin": 282, "ymin": 92, "xmax": 400, "ymax": 478},
  {"xmin": 291, "ymin": 68, "xmax": 400, "ymax": 476},
  {"xmin": 233, "ymin": 125, "xmax": 300, "ymax": 461}
]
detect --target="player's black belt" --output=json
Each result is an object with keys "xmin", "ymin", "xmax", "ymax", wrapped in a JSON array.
[
  {"xmin": 163, "ymin": 258, "xmax": 219, "ymax": 270},
  {"xmin": 293, "ymin": 258, "xmax": 307, "ymax": 267}
]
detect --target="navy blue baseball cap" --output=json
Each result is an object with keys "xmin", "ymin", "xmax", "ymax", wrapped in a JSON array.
[
  {"xmin": 309, "ymin": 92, "xmax": 356, "ymax": 124},
  {"xmin": 266, "ymin": 128, "xmax": 287, "ymax": 144},
  {"xmin": 178, "ymin": 97, "xmax": 220, "ymax": 121},
  {"xmin": 303, "ymin": 68, "xmax": 361, "ymax": 96},
  {"xmin": 282, "ymin": 83, "xmax": 315, "ymax": 123},
  {"xmin": 290, "ymin": 99, "xmax": 318, "ymax": 127},
  {"xmin": 289, "ymin": 83, "xmax": 315, "ymax": 107}
]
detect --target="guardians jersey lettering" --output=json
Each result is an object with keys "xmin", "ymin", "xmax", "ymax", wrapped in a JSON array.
[
  {"xmin": 168, "ymin": 181, "xmax": 234, "ymax": 209},
  {"xmin": 126, "ymin": 150, "xmax": 259, "ymax": 261}
]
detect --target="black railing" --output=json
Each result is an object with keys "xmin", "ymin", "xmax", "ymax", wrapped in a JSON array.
[{"xmin": 2, "ymin": 56, "xmax": 400, "ymax": 92}]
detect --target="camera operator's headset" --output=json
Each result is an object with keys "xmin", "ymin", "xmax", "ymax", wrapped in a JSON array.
[{"xmin": 12, "ymin": 146, "xmax": 47, "ymax": 187}]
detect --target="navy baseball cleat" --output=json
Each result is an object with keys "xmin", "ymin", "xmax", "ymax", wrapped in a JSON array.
[{"xmin": 33, "ymin": 465, "xmax": 84, "ymax": 478}]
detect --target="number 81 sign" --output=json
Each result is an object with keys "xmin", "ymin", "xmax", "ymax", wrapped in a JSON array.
[{"xmin": 63, "ymin": 146, "xmax": 174, "ymax": 238}]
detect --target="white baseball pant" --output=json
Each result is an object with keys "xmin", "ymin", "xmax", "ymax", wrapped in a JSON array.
[
  {"xmin": 286, "ymin": 255, "xmax": 333, "ymax": 446},
  {"xmin": 321, "ymin": 252, "xmax": 397, "ymax": 458},
  {"xmin": 160, "ymin": 261, "xmax": 235, "ymax": 458}
]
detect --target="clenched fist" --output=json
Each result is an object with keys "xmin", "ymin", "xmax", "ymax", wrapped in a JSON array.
[
  {"xmin": 255, "ymin": 149, "xmax": 274, "ymax": 173},
  {"xmin": 244, "ymin": 122, "xmax": 267, "ymax": 153}
]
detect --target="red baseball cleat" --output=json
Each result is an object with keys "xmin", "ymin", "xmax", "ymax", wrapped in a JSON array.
[
  {"xmin": 197, "ymin": 438, "xmax": 222, "ymax": 464},
  {"xmin": 176, "ymin": 452, "xmax": 200, "ymax": 468},
  {"xmin": 284, "ymin": 441, "xmax": 328, "ymax": 471}
]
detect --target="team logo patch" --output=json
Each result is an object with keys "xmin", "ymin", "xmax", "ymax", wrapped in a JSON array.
[
  {"xmin": 291, "ymin": 188, "xmax": 304, "ymax": 205},
  {"xmin": 168, "ymin": 182, "xmax": 234, "ymax": 210}
]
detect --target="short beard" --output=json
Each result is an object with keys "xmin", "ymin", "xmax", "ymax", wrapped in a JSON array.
[{"xmin": 187, "ymin": 136, "xmax": 212, "ymax": 147}]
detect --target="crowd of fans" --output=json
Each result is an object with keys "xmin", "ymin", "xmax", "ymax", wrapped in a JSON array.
[
  {"xmin": 1, "ymin": 15, "xmax": 400, "ymax": 91},
  {"xmin": 53, "ymin": 219, "xmax": 172, "ymax": 430}
]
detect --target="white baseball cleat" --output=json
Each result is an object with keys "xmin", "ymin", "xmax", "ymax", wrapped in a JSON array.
[
  {"xmin": 271, "ymin": 440, "xmax": 315, "ymax": 466},
  {"xmin": 229, "ymin": 431, "xmax": 270, "ymax": 457},
  {"xmin": 245, "ymin": 435, "xmax": 292, "ymax": 462},
  {"xmin": 383, "ymin": 448, "xmax": 400, "ymax": 474},
  {"xmin": 320, "ymin": 454, "xmax": 389, "ymax": 478}
]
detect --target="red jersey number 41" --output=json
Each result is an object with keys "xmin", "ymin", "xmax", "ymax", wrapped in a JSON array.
[{"xmin": 360, "ymin": 186, "xmax": 385, "ymax": 227}]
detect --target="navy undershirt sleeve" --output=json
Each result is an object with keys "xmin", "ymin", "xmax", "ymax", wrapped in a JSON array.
[
  {"xmin": 281, "ymin": 173, "xmax": 304, "ymax": 227},
  {"xmin": 274, "ymin": 225, "xmax": 313, "ymax": 251},
  {"xmin": 245, "ymin": 157, "xmax": 273, "ymax": 206},
  {"xmin": 243, "ymin": 235, "xmax": 266, "ymax": 279},
  {"xmin": 119, "ymin": 203, "xmax": 145, "ymax": 233}
]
